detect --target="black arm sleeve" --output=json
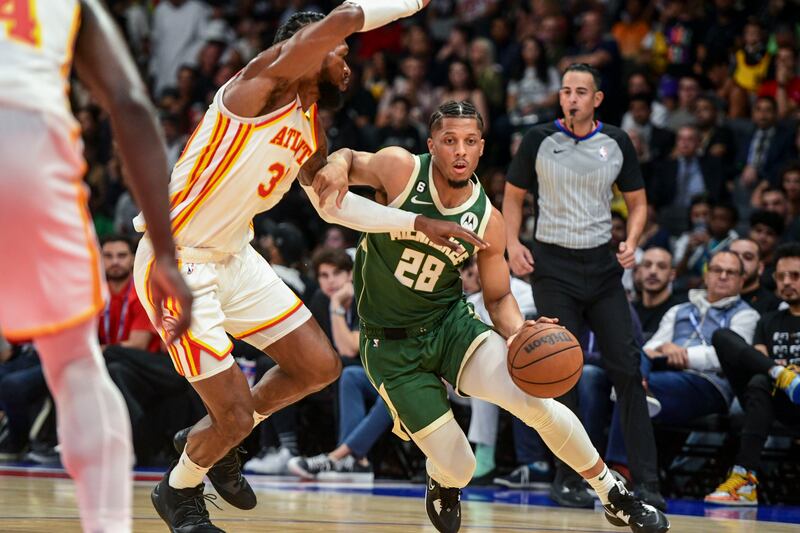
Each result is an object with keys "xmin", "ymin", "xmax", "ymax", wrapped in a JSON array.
[
  {"xmin": 608, "ymin": 126, "xmax": 645, "ymax": 192},
  {"xmin": 506, "ymin": 126, "xmax": 545, "ymax": 191}
]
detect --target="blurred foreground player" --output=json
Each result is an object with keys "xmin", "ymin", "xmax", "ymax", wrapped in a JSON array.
[
  {"xmin": 320, "ymin": 100, "xmax": 669, "ymax": 533},
  {"xmin": 0, "ymin": 1, "xmax": 192, "ymax": 531},
  {"xmin": 130, "ymin": 3, "xmax": 486, "ymax": 531}
]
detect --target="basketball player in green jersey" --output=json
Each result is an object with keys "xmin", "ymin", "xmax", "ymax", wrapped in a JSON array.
[{"xmin": 315, "ymin": 101, "xmax": 669, "ymax": 533}]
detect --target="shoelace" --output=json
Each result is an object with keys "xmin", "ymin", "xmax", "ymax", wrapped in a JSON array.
[
  {"xmin": 513, "ymin": 465, "xmax": 530, "ymax": 485},
  {"xmin": 306, "ymin": 454, "xmax": 334, "ymax": 472},
  {"xmin": 216, "ymin": 446, "xmax": 246, "ymax": 480},
  {"xmin": 613, "ymin": 489, "xmax": 654, "ymax": 521},
  {"xmin": 716, "ymin": 472, "xmax": 751, "ymax": 493},
  {"xmin": 439, "ymin": 487, "xmax": 461, "ymax": 512},
  {"xmin": 180, "ymin": 492, "xmax": 221, "ymax": 524},
  {"xmin": 336, "ymin": 455, "xmax": 355, "ymax": 472}
]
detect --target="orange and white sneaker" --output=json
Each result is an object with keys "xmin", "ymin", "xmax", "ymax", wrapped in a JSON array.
[{"xmin": 705, "ymin": 466, "xmax": 758, "ymax": 506}]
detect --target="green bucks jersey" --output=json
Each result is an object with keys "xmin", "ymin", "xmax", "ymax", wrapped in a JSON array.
[{"xmin": 354, "ymin": 153, "xmax": 492, "ymax": 328}]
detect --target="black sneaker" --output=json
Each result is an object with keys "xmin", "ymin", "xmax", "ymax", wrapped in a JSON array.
[
  {"xmin": 636, "ymin": 481, "xmax": 667, "ymax": 512},
  {"xmin": 549, "ymin": 467, "xmax": 594, "ymax": 508},
  {"xmin": 173, "ymin": 427, "xmax": 257, "ymax": 510},
  {"xmin": 604, "ymin": 482, "xmax": 670, "ymax": 533},
  {"xmin": 287, "ymin": 453, "xmax": 336, "ymax": 480},
  {"xmin": 320, "ymin": 455, "xmax": 375, "ymax": 481},
  {"xmin": 425, "ymin": 475, "xmax": 462, "ymax": 533},
  {"xmin": 151, "ymin": 467, "xmax": 226, "ymax": 532}
]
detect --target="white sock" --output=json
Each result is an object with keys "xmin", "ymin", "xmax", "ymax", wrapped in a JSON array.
[
  {"xmin": 769, "ymin": 366, "xmax": 784, "ymax": 380},
  {"xmin": 586, "ymin": 465, "xmax": 619, "ymax": 505},
  {"xmin": 253, "ymin": 411, "xmax": 269, "ymax": 428},
  {"xmin": 169, "ymin": 450, "xmax": 210, "ymax": 489}
]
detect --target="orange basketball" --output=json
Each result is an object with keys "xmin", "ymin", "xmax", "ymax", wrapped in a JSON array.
[{"xmin": 507, "ymin": 323, "xmax": 584, "ymax": 398}]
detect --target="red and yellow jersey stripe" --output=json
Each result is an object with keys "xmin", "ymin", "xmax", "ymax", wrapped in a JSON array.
[{"xmin": 146, "ymin": 85, "xmax": 319, "ymax": 254}]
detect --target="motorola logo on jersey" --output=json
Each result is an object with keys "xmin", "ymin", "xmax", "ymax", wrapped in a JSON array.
[{"xmin": 460, "ymin": 212, "xmax": 478, "ymax": 232}]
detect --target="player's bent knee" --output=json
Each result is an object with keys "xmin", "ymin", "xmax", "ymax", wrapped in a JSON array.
[
  {"xmin": 307, "ymin": 349, "xmax": 342, "ymax": 391},
  {"xmin": 444, "ymin": 454, "xmax": 476, "ymax": 488},
  {"xmin": 217, "ymin": 406, "xmax": 255, "ymax": 446}
]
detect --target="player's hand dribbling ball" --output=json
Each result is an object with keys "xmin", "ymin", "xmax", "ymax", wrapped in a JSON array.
[{"xmin": 507, "ymin": 322, "xmax": 583, "ymax": 398}]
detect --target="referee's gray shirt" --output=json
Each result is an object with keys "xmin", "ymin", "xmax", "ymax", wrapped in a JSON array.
[{"xmin": 507, "ymin": 120, "xmax": 644, "ymax": 249}]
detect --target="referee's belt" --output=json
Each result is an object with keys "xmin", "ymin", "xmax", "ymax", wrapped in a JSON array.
[{"xmin": 360, "ymin": 316, "xmax": 444, "ymax": 340}]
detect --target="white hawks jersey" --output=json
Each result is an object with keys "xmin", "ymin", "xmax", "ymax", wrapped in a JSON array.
[
  {"xmin": 134, "ymin": 78, "xmax": 322, "ymax": 253},
  {"xmin": 0, "ymin": 0, "xmax": 81, "ymax": 130}
]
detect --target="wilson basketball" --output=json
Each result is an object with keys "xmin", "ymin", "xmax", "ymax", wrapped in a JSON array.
[{"xmin": 507, "ymin": 323, "xmax": 583, "ymax": 398}]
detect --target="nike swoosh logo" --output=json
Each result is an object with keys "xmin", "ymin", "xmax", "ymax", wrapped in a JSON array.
[
  {"xmin": 411, "ymin": 196, "xmax": 433, "ymax": 205},
  {"xmin": 428, "ymin": 481, "xmax": 436, "ymax": 491},
  {"xmin": 599, "ymin": 471, "xmax": 607, "ymax": 481},
  {"xmin": 553, "ymin": 149, "xmax": 566, "ymax": 154}
]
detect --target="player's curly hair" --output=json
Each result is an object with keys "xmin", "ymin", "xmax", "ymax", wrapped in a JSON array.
[
  {"xmin": 273, "ymin": 11, "xmax": 325, "ymax": 44},
  {"xmin": 428, "ymin": 100, "xmax": 484, "ymax": 133}
]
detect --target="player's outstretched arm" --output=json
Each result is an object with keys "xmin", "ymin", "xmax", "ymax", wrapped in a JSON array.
[
  {"xmin": 300, "ymin": 145, "xmax": 488, "ymax": 251},
  {"xmin": 268, "ymin": 1, "xmax": 428, "ymax": 84},
  {"xmin": 478, "ymin": 209, "xmax": 530, "ymax": 339},
  {"xmin": 75, "ymin": 0, "xmax": 192, "ymax": 342}
]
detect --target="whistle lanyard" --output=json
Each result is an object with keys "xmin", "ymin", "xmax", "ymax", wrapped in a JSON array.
[
  {"xmin": 102, "ymin": 290, "xmax": 129, "ymax": 345},
  {"xmin": 687, "ymin": 310, "xmax": 727, "ymax": 346}
]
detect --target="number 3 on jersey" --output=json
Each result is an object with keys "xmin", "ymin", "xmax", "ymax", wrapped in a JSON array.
[
  {"xmin": 394, "ymin": 248, "xmax": 445, "ymax": 292},
  {"xmin": 258, "ymin": 162, "xmax": 286, "ymax": 198},
  {"xmin": 0, "ymin": 0, "xmax": 41, "ymax": 47}
]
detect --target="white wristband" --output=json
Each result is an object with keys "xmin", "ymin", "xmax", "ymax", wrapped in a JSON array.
[
  {"xmin": 302, "ymin": 184, "xmax": 417, "ymax": 233},
  {"xmin": 345, "ymin": 0, "xmax": 423, "ymax": 32}
]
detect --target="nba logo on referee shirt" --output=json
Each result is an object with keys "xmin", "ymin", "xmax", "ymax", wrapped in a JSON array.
[
  {"xmin": 460, "ymin": 212, "xmax": 478, "ymax": 231},
  {"xmin": 598, "ymin": 146, "xmax": 608, "ymax": 161}
]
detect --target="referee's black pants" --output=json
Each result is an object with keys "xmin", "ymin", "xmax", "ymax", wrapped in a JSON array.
[{"xmin": 530, "ymin": 240, "xmax": 659, "ymax": 485}]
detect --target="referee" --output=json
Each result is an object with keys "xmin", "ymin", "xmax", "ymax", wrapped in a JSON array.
[{"xmin": 503, "ymin": 64, "xmax": 663, "ymax": 510}]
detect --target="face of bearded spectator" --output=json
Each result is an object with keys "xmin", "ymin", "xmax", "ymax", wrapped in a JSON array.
[
  {"xmin": 639, "ymin": 248, "xmax": 673, "ymax": 295},
  {"xmin": 694, "ymin": 98, "xmax": 717, "ymax": 129},
  {"xmin": 730, "ymin": 239, "xmax": 761, "ymax": 289},
  {"xmin": 102, "ymin": 240, "xmax": 134, "ymax": 282},
  {"xmin": 775, "ymin": 256, "xmax": 800, "ymax": 305},
  {"xmin": 763, "ymin": 190, "xmax": 789, "ymax": 219},
  {"xmin": 752, "ymin": 98, "xmax": 777, "ymax": 130}
]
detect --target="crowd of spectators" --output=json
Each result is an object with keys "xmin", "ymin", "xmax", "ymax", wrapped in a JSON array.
[{"xmin": 2, "ymin": 0, "xmax": 800, "ymax": 507}]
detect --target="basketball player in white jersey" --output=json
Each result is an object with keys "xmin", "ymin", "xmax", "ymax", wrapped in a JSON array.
[
  {"xmin": 130, "ymin": 2, "xmax": 486, "ymax": 530},
  {"xmin": 0, "ymin": 1, "xmax": 192, "ymax": 532}
]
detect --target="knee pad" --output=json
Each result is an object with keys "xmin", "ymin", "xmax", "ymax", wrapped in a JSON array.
[{"xmin": 429, "ymin": 451, "xmax": 476, "ymax": 488}]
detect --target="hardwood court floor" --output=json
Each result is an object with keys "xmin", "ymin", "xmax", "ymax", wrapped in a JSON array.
[{"xmin": 2, "ymin": 475, "xmax": 799, "ymax": 532}]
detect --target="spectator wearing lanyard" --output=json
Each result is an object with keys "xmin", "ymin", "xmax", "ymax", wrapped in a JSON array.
[
  {"xmin": 98, "ymin": 235, "xmax": 191, "ymax": 465},
  {"xmin": 601, "ymin": 251, "xmax": 759, "ymax": 476},
  {"xmin": 99, "ymin": 236, "xmax": 161, "ymax": 352},
  {"xmin": 503, "ymin": 63, "xmax": 663, "ymax": 510}
]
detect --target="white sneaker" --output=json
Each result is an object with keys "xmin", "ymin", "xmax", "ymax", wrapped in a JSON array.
[
  {"xmin": 244, "ymin": 447, "xmax": 292, "ymax": 475},
  {"xmin": 610, "ymin": 387, "xmax": 661, "ymax": 418}
]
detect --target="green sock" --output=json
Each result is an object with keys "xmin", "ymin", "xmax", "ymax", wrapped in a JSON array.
[{"xmin": 473, "ymin": 444, "xmax": 495, "ymax": 478}]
